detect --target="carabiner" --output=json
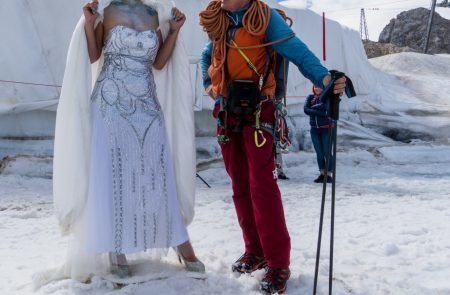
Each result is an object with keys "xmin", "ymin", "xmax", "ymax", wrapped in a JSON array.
[{"xmin": 254, "ymin": 130, "xmax": 267, "ymax": 148}]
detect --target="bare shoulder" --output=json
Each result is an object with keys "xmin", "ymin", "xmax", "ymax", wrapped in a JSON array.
[
  {"xmin": 103, "ymin": 3, "xmax": 126, "ymax": 28},
  {"xmin": 104, "ymin": 2, "xmax": 123, "ymax": 16},
  {"xmin": 143, "ymin": 5, "xmax": 159, "ymax": 29}
]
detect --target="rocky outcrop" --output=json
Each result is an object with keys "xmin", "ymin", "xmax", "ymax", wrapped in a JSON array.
[
  {"xmin": 0, "ymin": 155, "xmax": 53, "ymax": 178},
  {"xmin": 363, "ymin": 40, "xmax": 418, "ymax": 58},
  {"xmin": 379, "ymin": 7, "xmax": 450, "ymax": 54}
]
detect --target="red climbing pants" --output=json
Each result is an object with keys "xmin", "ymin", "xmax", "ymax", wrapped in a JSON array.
[{"xmin": 220, "ymin": 123, "xmax": 291, "ymax": 268}]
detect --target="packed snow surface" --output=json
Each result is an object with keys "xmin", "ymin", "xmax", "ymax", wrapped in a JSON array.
[{"xmin": 1, "ymin": 144, "xmax": 450, "ymax": 295}]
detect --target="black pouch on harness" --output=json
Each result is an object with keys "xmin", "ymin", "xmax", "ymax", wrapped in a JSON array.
[{"xmin": 227, "ymin": 80, "xmax": 261, "ymax": 116}]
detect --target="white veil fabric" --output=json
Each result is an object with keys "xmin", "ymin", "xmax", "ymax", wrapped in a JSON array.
[{"xmin": 50, "ymin": 0, "xmax": 196, "ymax": 282}]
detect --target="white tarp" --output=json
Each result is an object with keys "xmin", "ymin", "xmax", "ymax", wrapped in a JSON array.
[
  {"xmin": 4, "ymin": 0, "xmax": 449, "ymax": 142},
  {"xmin": 0, "ymin": 0, "xmax": 85, "ymax": 113},
  {"xmin": 0, "ymin": 0, "xmax": 372, "ymax": 115}
]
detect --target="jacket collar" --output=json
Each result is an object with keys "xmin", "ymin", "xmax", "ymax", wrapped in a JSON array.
[{"xmin": 226, "ymin": 2, "xmax": 251, "ymax": 26}]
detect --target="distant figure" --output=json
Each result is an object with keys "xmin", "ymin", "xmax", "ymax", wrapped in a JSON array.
[{"xmin": 304, "ymin": 85, "xmax": 334, "ymax": 183}]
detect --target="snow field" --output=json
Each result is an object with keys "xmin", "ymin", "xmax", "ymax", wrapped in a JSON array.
[{"xmin": 1, "ymin": 144, "xmax": 450, "ymax": 295}]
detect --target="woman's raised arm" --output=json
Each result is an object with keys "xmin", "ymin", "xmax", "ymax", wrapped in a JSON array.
[
  {"xmin": 83, "ymin": 0, "xmax": 104, "ymax": 64},
  {"xmin": 153, "ymin": 7, "xmax": 186, "ymax": 70}
]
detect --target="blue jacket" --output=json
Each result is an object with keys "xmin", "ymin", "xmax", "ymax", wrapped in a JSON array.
[
  {"xmin": 201, "ymin": 6, "xmax": 329, "ymax": 94},
  {"xmin": 274, "ymin": 53, "xmax": 289, "ymax": 99},
  {"xmin": 304, "ymin": 94, "xmax": 330, "ymax": 128}
]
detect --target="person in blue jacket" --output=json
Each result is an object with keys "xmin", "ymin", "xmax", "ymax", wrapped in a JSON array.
[{"xmin": 304, "ymin": 85, "xmax": 334, "ymax": 183}]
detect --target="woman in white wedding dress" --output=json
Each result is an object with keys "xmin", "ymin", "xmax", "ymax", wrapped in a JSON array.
[{"xmin": 52, "ymin": 0, "xmax": 203, "ymax": 280}]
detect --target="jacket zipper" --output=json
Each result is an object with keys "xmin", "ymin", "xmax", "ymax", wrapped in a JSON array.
[{"xmin": 315, "ymin": 116, "xmax": 319, "ymax": 128}]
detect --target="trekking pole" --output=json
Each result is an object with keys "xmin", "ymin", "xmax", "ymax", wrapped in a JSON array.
[
  {"xmin": 196, "ymin": 173, "xmax": 211, "ymax": 188},
  {"xmin": 329, "ymin": 119, "xmax": 338, "ymax": 295},
  {"xmin": 313, "ymin": 117, "xmax": 334, "ymax": 295},
  {"xmin": 313, "ymin": 69, "xmax": 355, "ymax": 295}
]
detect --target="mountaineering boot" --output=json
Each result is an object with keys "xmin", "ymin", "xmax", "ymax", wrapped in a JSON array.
[
  {"xmin": 260, "ymin": 267, "xmax": 291, "ymax": 294},
  {"xmin": 314, "ymin": 174, "xmax": 324, "ymax": 183},
  {"xmin": 278, "ymin": 172, "xmax": 289, "ymax": 180},
  {"xmin": 231, "ymin": 252, "xmax": 267, "ymax": 275}
]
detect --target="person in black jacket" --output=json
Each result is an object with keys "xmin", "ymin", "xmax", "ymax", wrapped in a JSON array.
[{"xmin": 304, "ymin": 85, "xmax": 334, "ymax": 183}]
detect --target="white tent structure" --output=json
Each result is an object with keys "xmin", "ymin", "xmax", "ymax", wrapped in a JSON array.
[
  {"xmin": 0, "ymin": 0, "xmax": 374, "ymax": 138},
  {"xmin": 2, "ymin": 0, "xmax": 449, "ymax": 144},
  {"xmin": 0, "ymin": 0, "xmax": 85, "ymax": 137}
]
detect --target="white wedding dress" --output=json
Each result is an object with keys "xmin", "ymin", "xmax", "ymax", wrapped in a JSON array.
[
  {"xmin": 84, "ymin": 24, "xmax": 188, "ymax": 254},
  {"xmin": 46, "ymin": 0, "xmax": 197, "ymax": 282}
]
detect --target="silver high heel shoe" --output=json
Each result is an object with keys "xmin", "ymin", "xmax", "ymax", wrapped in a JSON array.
[
  {"xmin": 109, "ymin": 253, "xmax": 131, "ymax": 279},
  {"xmin": 174, "ymin": 248, "xmax": 206, "ymax": 274},
  {"xmin": 111, "ymin": 264, "xmax": 131, "ymax": 279}
]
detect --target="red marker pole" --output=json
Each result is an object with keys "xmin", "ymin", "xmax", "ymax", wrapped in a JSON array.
[{"xmin": 322, "ymin": 12, "xmax": 326, "ymax": 62}]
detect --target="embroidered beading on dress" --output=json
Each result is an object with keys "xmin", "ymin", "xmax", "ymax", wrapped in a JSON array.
[{"xmin": 84, "ymin": 25, "xmax": 189, "ymax": 254}]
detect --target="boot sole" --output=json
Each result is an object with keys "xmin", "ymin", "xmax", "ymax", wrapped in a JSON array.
[
  {"xmin": 261, "ymin": 285, "xmax": 287, "ymax": 294},
  {"xmin": 232, "ymin": 261, "xmax": 268, "ymax": 276}
]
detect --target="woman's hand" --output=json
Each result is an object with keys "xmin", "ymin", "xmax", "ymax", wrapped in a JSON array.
[
  {"xmin": 83, "ymin": 0, "xmax": 100, "ymax": 27},
  {"xmin": 169, "ymin": 7, "xmax": 186, "ymax": 33}
]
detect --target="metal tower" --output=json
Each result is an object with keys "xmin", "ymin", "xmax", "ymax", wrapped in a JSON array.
[{"xmin": 360, "ymin": 8, "xmax": 369, "ymax": 41}]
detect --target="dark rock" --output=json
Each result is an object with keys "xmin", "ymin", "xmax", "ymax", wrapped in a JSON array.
[
  {"xmin": 363, "ymin": 40, "xmax": 418, "ymax": 58},
  {"xmin": 378, "ymin": 7, "xmax": 450, "ymax": 54}
]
